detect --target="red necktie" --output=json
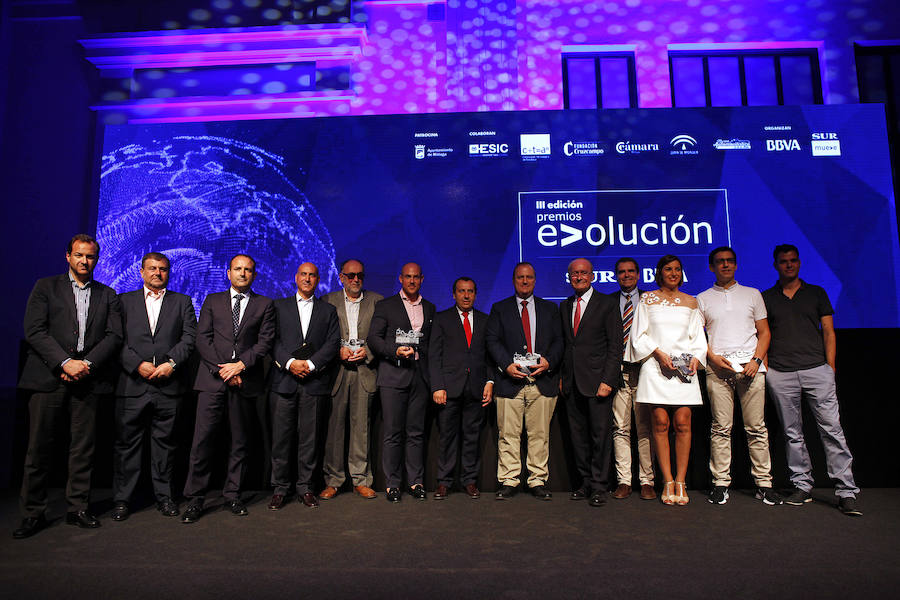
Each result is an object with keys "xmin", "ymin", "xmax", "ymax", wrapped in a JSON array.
[
  {"xmin": 573, "ymin": 297, "xmax": 582, "ymax": 336},
  {"xmin": 462, "ymin": 311, "xmax": 472, "ymax": 347},
  {"xmin": 521, "ymin": 300, "xmax": 532, "ymax": 353}
]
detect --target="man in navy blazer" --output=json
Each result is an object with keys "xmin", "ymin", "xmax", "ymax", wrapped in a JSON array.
[
  {"xmin": 267, "ymin": 262, "xmax": 340, "ymax": 510},
  {"xmin": 112, "ymin": 252, "xmax": 197, "ymax": 521},
  {"xmin": 559, "ymin": 258, "xmax": 622, "ymax": 507},
  {"xmin": 182, "ymin": 254, "xmax": 276, "ymax": 523},
  {"xmin": 14, "ymin": 234, "xmax": 122, "ymax": 539},
  {"xmin": 485, "ymin": 262, "xmax": 563, "ymax": 500},
  {"xmin": 367, "ymin": 262, "xmax": 435, "ymax": 502},
  {"xmin": 428, "ymin": 277, "xmax": 493, "ymax": 500}
]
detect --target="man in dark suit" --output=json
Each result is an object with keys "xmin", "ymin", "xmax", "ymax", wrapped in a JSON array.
[
  {"xmin": 485, "ymin": 262, "xmax": 563, "ymax": 500},
  {"xmin": 181, "ymin": 254, "xmax": 276, "ymax": 523},
  {"xmin": 320, "ymin": 259, "xmax": 383, "ymax": 500},
  {"xmin": 14, "ymin": 234, "xmax": 123, "ymax": 539},
  {"xmin": 267, "ymin": 262, "xmax": 340, "ymax": 510},
  {"xmin": 111, "ymin": 252, "xmax": 197, "ymax": 521},
  {"xmin": 429, "ymin": 277, "xmax": 493, "ymax": 500},
  {"xmin": 560, "ymin": 258, "xmax": 623, "ymax": 507},
  {"xmin": 609, "ymin": 257, "xmax": 655, "ymax": 501},
  {"xmin": 367, "ymin": 262, "xmax": 435, "ymax": 502}
]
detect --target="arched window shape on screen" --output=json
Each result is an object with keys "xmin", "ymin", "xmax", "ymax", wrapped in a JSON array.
[{"xmin": 562, "ymin": 45, "xmax": 639, "ymax": 109}]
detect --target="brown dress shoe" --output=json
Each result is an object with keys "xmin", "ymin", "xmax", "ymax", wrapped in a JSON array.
[
  {"xmin": 433, "ymin": 484, "xmax": 449, "ymax": 500},
  {"xmin": 464, "ymin": 483, "xmax": 481, "ymax": 499},
  {"xmin": 612, "ymin": 484, "xmax": 632, "ymax": 499},
  {"xmin": 301, "ymin": 492, "xmax": 320, "ymax": 508},
  {"xmin": 354, "ymin": 485, "xmax": 377, "ymax": 499},
  {"xmin": 640, "ymin": 484, "xmax": 657, "ymax": 500},
  {"xmin": 268, "ymin": 494, "xmax": 285, "ymax": 511},
  {"xmin": 319, "ymin": 486, "xmax": 338, "ymax": 500}
]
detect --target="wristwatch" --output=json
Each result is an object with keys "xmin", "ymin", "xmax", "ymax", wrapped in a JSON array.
[{"xmin": 751, "ymin": 357, "xmax": 762, "ymax": 365}]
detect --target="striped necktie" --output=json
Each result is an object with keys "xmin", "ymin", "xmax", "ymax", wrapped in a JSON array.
[{"xmin": 622, "ymin": 293, "xmax": 634, "ymax": 355}]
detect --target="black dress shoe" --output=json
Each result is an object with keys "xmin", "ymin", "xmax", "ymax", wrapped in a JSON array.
[
  {"xmin": 181, "ymin": 500, "xmax": 204, "ymax": 523},
  {"xmin": 301, "ymin": 492, "xmax": 319, "ymax": 508},
  {"xmin": 157, "ymin": 499, "xmax": 180, "ymax": 517},
  {"xmin": 66, "ymin": 510, "xmax": 101, "ymax": 528},
  {"xmin": 570, "ymin": 486, "xmax": 590, "ymax": 501},
  {"xmin": 13, "ymin": 515, "xmax": 47, "ymax": 539},
  {"xmin": 227, "ymin": 499, "xmax": 248, "ymax": 516},
  {"xmin": 386, "ymin": 488, "xmax": 401, "ymax": 503},
  {"xmin": 111, "ymin": 501, "xmax": 130, "ymax": 521},
  {"xmin": 589, "ymin": 492, "xmax": 607, "ymax": 507},
  {"xmin": 495, "ymin": 485, "xmax": 517, "ymax": 500},
  {"xmin": 530, "ymin": 485, "xmax": 552, "ymax": 500},
  {"xmin": 408, "ymin": 484, "xmax": 427, "ymax": 501}
]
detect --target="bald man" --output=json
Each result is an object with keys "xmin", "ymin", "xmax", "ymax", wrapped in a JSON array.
[{"xmin": 267, "ymin": 263, "xmax": 340, "ymax": 510}]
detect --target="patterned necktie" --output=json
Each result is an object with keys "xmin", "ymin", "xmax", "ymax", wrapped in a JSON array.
[
  {"xmin": 573, "ymin": 297, "xmax": 582, "ymax": 336},
  {"xmin": 232, "ymin": 293, "xmax": 244, "ymax": 337},
  {"xmin": 521, "ymin": 299, "xmax": 532, "ymax": 353},
  {"xmin": 462, "ymin": 311, "xmax": 472, "ymax": 347},
  {"xmin": 622, "ymin": 293, "xmax": 633, "ymax": 355}
]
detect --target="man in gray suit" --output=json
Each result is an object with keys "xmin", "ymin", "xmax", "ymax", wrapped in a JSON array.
[{"xmin": 319, "ymin": 259, "xmax": 383, "ymax": 500}]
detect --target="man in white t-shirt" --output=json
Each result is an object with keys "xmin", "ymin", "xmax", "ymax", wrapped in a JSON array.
[{"xmin": 697, "ymin": 246, "xmax": 782, "ymax": 506}]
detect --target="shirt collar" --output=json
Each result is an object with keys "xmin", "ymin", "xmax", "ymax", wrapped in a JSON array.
[
  {"xmin": 712, "ymin": 280, "xmax": 740, "ymax": 292},
  {"xmin": 68, "ymin": 271, "xmax": 92, "ymax": 289},
  {"xmin": 516, "ymin": 294, "xmax": 534, "ymax": 305},
  {"xmin": 774, "ymin": 278, "xmax": 805, "ymax": 291},
  {"xmin": 400, "ymin": 290, "xmax": 423, "ymax": 306},
  {"xmin": 620, "ymin": 288, "xmax": 636, "ymax": 299},
  {"xmin": 344, "ymin": 291, "xmax": 364, "ymax": 304},
  {"xmin": 230, "ymin": 287, "xmax": 250, "ymax": 299},
  {"xmin": 576, "ymin": 287, "xmax": 594, "ymax": 303},
  {"xmin": 296, "ymin": 292, "xmax": 314, "ymax": 304},
  {"xmin": 144, "ymin": 286, "xmax": 166, "ymax": 298},
  {"xmin": 456, "ymin": 306, "xmax": 472, "ymax": 316}
]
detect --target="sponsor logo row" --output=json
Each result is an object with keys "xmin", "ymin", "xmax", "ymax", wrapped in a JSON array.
[{"xmin": 412, "ymin": 130, "xmax": 842, "ymax": 160}]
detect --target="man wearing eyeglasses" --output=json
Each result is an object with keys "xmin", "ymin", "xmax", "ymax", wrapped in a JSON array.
[{"xmin": 320, "ymin": 260, "xmax": 384, "ymax": 500}]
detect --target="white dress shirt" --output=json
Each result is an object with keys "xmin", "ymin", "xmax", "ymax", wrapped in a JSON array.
[
  {"xmin": 286, "ymin": 293, "xmax": 316, "ymax": 372},
  {"xmin": 145, "ymin": 286, "xmax": 166, "ymax": 335}
]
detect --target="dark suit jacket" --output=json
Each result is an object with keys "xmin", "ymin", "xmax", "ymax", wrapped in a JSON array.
[
  {"xmin": 117, "ymin": 288, "xmax": 197, "ymax": 397},
  {"xmin": 367, "ymin": 293, "xmax": 435, "ymax": 389},
  {"xmin": 322, "ymin": 289, "xmax": 383, "ymax": 395},
  {"xmin": 270, "ymin": 295, "xmax": 341, "ymax": 396},
  {"xmin": 193, "ymin": 290, "xmax": 276, "ymax": 396},
  {"xmin": 19, "ymin": 273, "xmax": 122, "ymax": 394},
  {"xmin": 560, "ymin": 288, "xmax": 623, "ymax": 398},
  {"xmin": 428, "ymin": 306, "xmax": 491, "ymax": 399},
  {"xmin": 485, "ymin": 295, "xmax": 563, "ymax": 398}
]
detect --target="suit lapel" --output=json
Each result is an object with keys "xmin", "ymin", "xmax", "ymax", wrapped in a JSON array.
[
  {"xmin": 58, "ymin": 275, "xmax": 78, "ymax": 330},
  {"xmin": 233, "ymin": 291, "xmax": 251, "ymax": 338},
  {"xmin": 335, "ymin": 293, "xmax": 349, "ymax": 338},
  {"xmin": 576, "ymin": 290, "xmax": 599, "ymax": 337},
  {"xmin": 153, "ymin": 291, "xmax": 175, "ymax": 338},
  {"xmin": 396, "ymin": 295, "xmax": 413, "ymax": 331}
]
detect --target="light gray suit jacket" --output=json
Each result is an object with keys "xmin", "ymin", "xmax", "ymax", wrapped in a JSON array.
[{"xmin": 323, "ymin": 289, "xmax": 383, "ymax": 395}]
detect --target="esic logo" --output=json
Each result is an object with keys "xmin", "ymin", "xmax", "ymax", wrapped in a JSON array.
[
  {"xmin": 469, "ymin": 142, "xmax": 509, "ymax": 156},
  {"xmin": 766, "ymin": 139, "xmax": 801, "ymax": 151},
  {"xmin": 521, "ymin": 134, "xmax": 551, "ymax": 157},
  {"xmin": 670, "ymin": 134, "xmax": 699, "ymax": 156},
  {"xmin": 811, "ymin": 132, "xmax": 841, "ymax": 156}
]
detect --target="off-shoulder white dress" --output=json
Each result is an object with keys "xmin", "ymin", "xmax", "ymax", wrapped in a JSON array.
[{"xmin": 626, "ymin": 292, "xmax": 707, "ymax": 406}]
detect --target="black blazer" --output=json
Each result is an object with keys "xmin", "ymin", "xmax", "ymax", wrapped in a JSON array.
[
  {"xmin": 193, "ymin": 290, "xmax": 276, "ymax": 396},
  {"xmin": 367, "ymin": 294, "xmax": 435, "ymax": 389},
  {"xmin": 117, "ymin": 288, "xmax": 197, "ymax": 397},
  {"xmin": 485, "ymin": 295, "xmax": 563, "ymax": 398},
  {"xmin": 19, "ymin": 274, "xmax": 122, "ymax": 394},
  {"xmin": 428, "ymin": 306, "xmax": 491, "ymax": 399},
  {"xmin": 560, "ymin": 288, "xmax": 623, "ymax": 397},
  {"xmin": 270, "ymin": 295, "xmax": 340, "ymax": 396}
]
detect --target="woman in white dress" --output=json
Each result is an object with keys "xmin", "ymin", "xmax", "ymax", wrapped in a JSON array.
[{"xmin": 628, "ymin": 255, "xmax": 706, "ymax": 505}]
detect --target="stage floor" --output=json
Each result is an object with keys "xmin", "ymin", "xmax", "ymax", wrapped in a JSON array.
[{"xmin": 1, "ymin": 487, "xmax": 898, "ymax": 599}]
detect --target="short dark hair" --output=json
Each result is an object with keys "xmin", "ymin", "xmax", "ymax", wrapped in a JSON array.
[
  {"xmin": 229, "ymin": 253, "xmax": 256, "ymax": 269},
  {"xmin": 141, "ymin": 252, "xmax": 170, "ymax": 268},
  {"xmin": 339, "ymin": 258, "xmax": 364, "ymax": 273},
  {"xmin": 513, "ymin": 261, "xmax": 535, "ymax": 277},
  {"xmin": 708, "ymin": 246, "xmax": 736, "ymax": 265},
  {"xmin": 614, "ymin": 257, "xmax": 639, "ymax": 272},
  {"xmin": 773, "ymin": 244, "xmax": 799, "ymax": 261},
  {"xmin": 67, "ymin": 234, "xmax": 99, "ymax": 255},
  {"xmin": 452, "ymin": 276, "xmax": 477, "ymax": 294},
  {"xmin": 654, "ymin": 255, "xmax": 683, "ymax": 287}
]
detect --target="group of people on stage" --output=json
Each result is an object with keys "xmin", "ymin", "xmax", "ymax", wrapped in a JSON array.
[{"xmin": 12, "ymin": 234, "xmax": 862, "ymax": 539}]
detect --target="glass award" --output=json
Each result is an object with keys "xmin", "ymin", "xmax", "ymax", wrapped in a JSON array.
[
  {"xmin": 341, "ymin": 338, "xmax": 366, "ymax": 352},
  {"xmin": 670, "ymin": 353, "xmax": 694, "ymax": 381},
  {"xmin": 395, "ymin": 328, "xmax": 423, "ymax": 347},
  {"xmin": 513, "ymin": 352, "xmax": 541, "ymax": 369}
]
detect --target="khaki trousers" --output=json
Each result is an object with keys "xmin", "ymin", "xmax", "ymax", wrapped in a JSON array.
[
  {"xmin": 612, "ymin": 366, "xmax": 654, "ymax": 486},
  {"xmin": 496, "ymin": 384, "xmax": 557, "ymax": 488}
]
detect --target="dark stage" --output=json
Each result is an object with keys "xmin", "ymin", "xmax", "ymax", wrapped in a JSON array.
[{"xmin": 1, "ymin": 487, "xmax": 898, "ymax": 599}]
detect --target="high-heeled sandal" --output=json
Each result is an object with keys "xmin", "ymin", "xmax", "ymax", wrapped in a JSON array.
[
  {"xmin": 661, "ymin": 481, "xmax": 675, "ymax": 505},
  {"xmin": 675, "ymin": 481, "xmax": 689, "ymax": 505}
]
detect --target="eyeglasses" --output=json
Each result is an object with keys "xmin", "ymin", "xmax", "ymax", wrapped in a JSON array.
[{"xmin": 341, "ymin": 272, "xmax": 364, "ymax": 280}]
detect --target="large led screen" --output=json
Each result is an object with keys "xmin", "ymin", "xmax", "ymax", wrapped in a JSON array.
[{"xmin": 97, "ymin": 105, "xmax": 899, "ymax": 328}]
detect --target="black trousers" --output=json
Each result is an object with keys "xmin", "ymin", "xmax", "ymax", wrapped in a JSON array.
[
  {"xmin": 436, "ymin": 388, "xmax": 484, "ymax": 487},
  {"xmin": 270, "ymin": 388, "xmax": 322, "ymax": 496},
  {"xmin": 183, "ymin": 388, "xmax": 261, "ymax": 501},
  {"xmin": 20, "ymin": 385, "xmax": 99, "ymax": 517},
  {"xmin": 564, "ymin": 390, "xmax": 614, "ymax": 492},
  {"xmin": 113, "ymin": 389, "xmax": 179, "ymax": 503},
  {"xmin": 380, "ymin": 373, "xmax": 428, "ymax": 489}
]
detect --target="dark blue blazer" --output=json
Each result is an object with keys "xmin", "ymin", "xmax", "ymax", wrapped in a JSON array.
[
  {"xmin": 428, "ymin": 306, "xmax": 491, "ymax": 399},
  {"xmin": 269, "ymin": 295, "xmax": 340, "ymax": 396},
  {"xmin": 485, "ymin": 295, "xmax": 563, "ymax": 398},
  {"xmin": 367, "ymin": 293, "xmax": 435, "ymax": 389},
  {"xmin": 560, "ymin": 288, "xmax": 622, "ymax": 397}
]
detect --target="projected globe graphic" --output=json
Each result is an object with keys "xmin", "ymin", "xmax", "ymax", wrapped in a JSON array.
[{"xmin": 96, "ymin": 135, "xmax": 338, "ymax": 310}]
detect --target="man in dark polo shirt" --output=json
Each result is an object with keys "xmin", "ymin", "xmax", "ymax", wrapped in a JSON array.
[{"xmin": 762, "ymin": 244, "xmax": 861, "ymax": 516}]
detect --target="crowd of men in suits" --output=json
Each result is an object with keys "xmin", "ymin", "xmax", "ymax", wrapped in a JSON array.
[{"xmin": 12, "ymin": 233, "xmax": 861, "ymax": 539}]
